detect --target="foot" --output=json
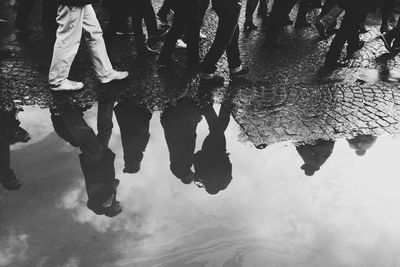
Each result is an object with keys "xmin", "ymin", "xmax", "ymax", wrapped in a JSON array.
[
  {"xmin": 380, "ymin": 24, "xmax": 392, "ymax": 34},
  {"xmin": 315, "ymin": 21, "xmax": 327, "ymax": 38},
  {"xmin": 347, "ymin": 40, "xmax": 364, "ymax": 58},
  {"xmin": 380, "ymin": 34, "xmax": 394, "ymax": 53},
  {"xmin": 244, "ymin": 20, "xmax": 257, "ymax": 31},
  {"xmin": 175, "ymin": 39, "xmax": 187, "ymax": 49},
  {"xmin": 323, "ymin": 59, "xmax": 349, "ymax": 71},
  {"xmin": 148, "ymin": 28, "xmax": 169, "ymax": 40},
  {"xmin": 100, "ymin": 70, "xmax": 129, "ymax": 84},
  {"xmin": 0, "ymin": 170, "xmax": 22, "ymax": 191},
  {"xmin": 230, "ymin": 65, "xmax": 250, "ymax": 77},
  {"xmin": 50, "ymin": 79, "xmax": 84, "ymax": 91},
  {"xmin": 200, "ymin": 73, "xmax": 225, "ymax": 87}
]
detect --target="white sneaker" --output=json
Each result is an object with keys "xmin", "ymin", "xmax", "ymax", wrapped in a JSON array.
[
  {"xmin": 199, "ymin": 30, "xmax": 206, "ymax": 39},
  {"xmin": 50, "ymin": 79, "xmax": 84, "ymax": 91},
  {"xmin": 175, "ymin": 39, "xmax": 187, "ymax": 49},
  {"xmin": 100, "ymin": 70, "xmax": 129, "ymax": 84}
]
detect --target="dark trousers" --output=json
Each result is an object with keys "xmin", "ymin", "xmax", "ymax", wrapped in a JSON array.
[
  {"xmin": 381, "ymin": 0, "xmax": 395, "ymax": 26},
  {"xmin": 159, "ymin": 0, "xmax": 201, "ymax": 65},
  {"xmin": 325, "ymin": 11, "xmax": 364, "ymax": 63},
  {"xmin": 265, "ymin": 0, "xmax": 296, "ymax": 43},
  {"xmin": 202, "ymin": 0, "xmax": 242, "ymax": 74},
  {"xmin": 0, "ymin": 111, "xmax": 13, "ymax": 177},
  {"xmin": 384, "ymin": 19, "xmax": 400, "ymax": 43},
  {"xmin": 104, "ymin": 3, "xmax": 147, "ymax": 52},
  {"xmin": 15, "ymin": 0, "xmax": 57, "ymax": 30},
  {"xmin": 158, "ymin": 0, "xmax": 173, "ymax": 18}
]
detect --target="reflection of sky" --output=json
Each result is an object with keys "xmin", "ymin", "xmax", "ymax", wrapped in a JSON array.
[{"xmin": 3, "ymin": 105, "xmax": 400, "ymax": 266}]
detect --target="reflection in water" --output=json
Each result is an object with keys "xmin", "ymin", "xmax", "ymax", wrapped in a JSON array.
[
  {"xmin": 347, "ymin": 134, "xmax": 377, "ymax": 156},
  {"xmin": 51, "ymin": 105, "xmax": 122, "ymax": 217},
  {"xmin": 0, "ymin": 109, "xmax": 30, "ymax": 190},
  {"xmin": 161, "ymin": 97, "xmax": 202, "ymax": 184},
  {"xmin": 194, "ymin": 97, "xmax": 234, "ymax": 195},
  {"xmin": 295, "ymin": 139, "xmax": 335, "ymax": 176}
]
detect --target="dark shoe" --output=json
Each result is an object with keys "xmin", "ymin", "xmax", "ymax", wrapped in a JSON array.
[
  {"xmin": 323, "ymin": 59, "xmax": 349, "ymax": 71},
  {"xmin": 9, "ymin": 126, "xmax": 31, "ymax": 145},
  {"xmin": 137, "ymin": 44, "xmax": 159, "ymax": 56},
  {"xmin": 380, "ymin": 24, "xmax": 392, "ymax": 34},
  {"xmin": 179, "ymin": 171, "xmax": 194, "ymax": 184},
  {"xmin": 87, "ymin": 179, "xmax": 122, "ymax": 217},
  {"xmin": 347, "ymin": 40, "xmax": 364, "ymax": 58},
  {"xmin": 244, "ymin": 20, "xmax": 257, "ymax": 31},
  {"xmin": 230, "ymin": 66, "xmax": 250, "ymax": 77},
  {"xmin": 380, "ymin": 34, "xmax": 394, "ymax": 53},
  {"xmin": 0, "ymin": 170, "xmax": 22, "ymax": 191},
  {"xmin": 157, "ymin": 56, "xmax": 179, "ymax": 67},
  {"xmin": 314, "ymin": 21, "xmax": 327, "ymax": 38},
  {"xmin": 148, "ymin": 28, "xmax": 169, "ymax": 40},
  {"xmin": 200, "ymin": 74, "xmax": 225, "ymax": 87}
]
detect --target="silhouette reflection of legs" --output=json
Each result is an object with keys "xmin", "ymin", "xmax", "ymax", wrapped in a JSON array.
[
  {"xmin": 161, "ymin": 97, "xmax": 202, "ymax": 184},
  {"xmin": 0, "ymin": 110, "xmax": 25, "ymax": 191},
  {"xmin": 114, "ymin": 100, "xmax": 152, "ymax": 174},
  {"xmin": 51, "ymin": 106, "xmax": 121, "ymax": 217}
]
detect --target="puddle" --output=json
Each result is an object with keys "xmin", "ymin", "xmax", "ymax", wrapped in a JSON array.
[{"xmin": 2, "ymin": 104, "xmax": 400, "ymax": 266}]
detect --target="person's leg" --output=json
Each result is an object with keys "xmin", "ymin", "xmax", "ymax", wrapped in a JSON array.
[
  {"xmin": 265, "ymin": 0, "xmax": 296, "ymax": 45},
  {"xmin": 258, "ymin": 0, "xmax": 268, "ymax": 17},
  {"xmin": 49, "ymin": 5, "xmax": 84, "ymax": 87},
  {"xmin": 245, "ymin": 0, "xmax": 259, "ymax": 29},
  {"xmin": 325, "ymin": 12, "xmax": 355, "ymax": 65},
  {"xmin": 199, "ymin": 0, "xmax": 210, "ymax": 23},
  {"xmin": 347, "ymin": 13, "xmax": 364, "ymax": 56},
  {"xmin": 185, "ymin": 0, "xmax": 201, "ymax": 66},
  {"xmin": 226, "ymin": 25, "xmax": 242, "ymax": 71},
  {"xmin": 157, "ymin": 0, "xmax": 172, "ymax": 21},
  {"xmin": 295, "ymin": 0, "xmax": 311, "ymax": 28},
  {"xmin": 142, "ymin": 0, "xmax": 158, "ymax": 35},
  {"xmin": 81, "ymin": 5, "xmax": 115, "ymax": 82},
  {"xmin": 381, "ymin": 0, "xmax": 395, "ymax": 32},
  {"xmin": 15, "ymin": 0, "xmax": 35, "ymax": 30},
  {"xmin": 41, "ymin": 0, "xmax": 58, "ymax": 32},
  {"xmin": 104, "ymin": 6, "xmax": 126, "ymax": 53},
  {"xmin": 158, "ymin": 9, "xmax": 186, "ymax": 63},
  {"xmin": 202, "ymin": 0, "xmax": 241, "ymax": 76}
]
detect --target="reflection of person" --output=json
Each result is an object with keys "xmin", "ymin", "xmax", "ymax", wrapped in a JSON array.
[
  {"xmin": 347, "ymin": 135, "xmax": 377, "ymax": 156},
  {"xmin": 114, "ymin": 100, "xmax": 152, "ymax": 173},
  {"xmin": 193, "ymin": 99, "xmax": 233, "ymax": 195},
  {"xmin": 161, "ymin": 98, "xmax": 202, "ymax": 184},
  {"xmin": 296, "ymin": 139, "xmax": 335, "ymax": 176},
  {"xmin": 0, "ymin": 110, "xmax": 30, "ymax": 190},
  {"xmin": 51, "ymin": 106, "xmax": 121, "ymax": 217}
]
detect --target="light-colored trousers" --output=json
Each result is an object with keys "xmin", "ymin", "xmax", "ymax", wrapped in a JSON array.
[{"xmin": 49, "ymin": 5, "xmax": 113, "ymax": 85}]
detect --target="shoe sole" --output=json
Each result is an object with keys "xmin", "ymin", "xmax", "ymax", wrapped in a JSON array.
[{"xmin": 50, "ymin": 86, "xmax": 84, "ymax": 91}]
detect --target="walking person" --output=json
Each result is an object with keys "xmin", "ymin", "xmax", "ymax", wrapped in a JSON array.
[
  {"xmin": 49, "ymin": 0, "xmax": 129, "ymax": 91},
  {"xmin": 200, "ymin": 0, "xmax": 249, "ymax": 85}
]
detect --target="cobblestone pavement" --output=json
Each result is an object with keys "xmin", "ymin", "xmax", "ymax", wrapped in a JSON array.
[{"xmin": 2, "ymin": 0, "xmax": 400, "ymax": 147}]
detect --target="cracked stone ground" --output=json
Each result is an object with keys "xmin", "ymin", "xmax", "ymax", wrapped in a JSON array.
[{"xmin": 2, "ymin": 0, "xmax": 400, "ymax": 147}]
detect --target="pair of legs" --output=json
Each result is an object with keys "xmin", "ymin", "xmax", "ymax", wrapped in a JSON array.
[
  {"xmin": 265, "ymin": 0, "xmax": 296, "ymax": 45},
  {"xmin": 158, "ymin": 0, "xmax": 204, "ymax": 66},
  {"xmin": 49, "ymin": 5, "xmax": 128, "ymax": 90},
  {"xmin": 201, "ymin": 0, "xmax": 244, "ymax": 81},
  {"xmin": 244, "ymin": 0, "xmax": 269, "ymax": 30},
  {"xmin": 104, "ymin": 1, "xmax": 157, "ymax": 56},
  {"xmin": 51, "ymin": 106, "xmax": 121, "ymax": 217},
  {"xmin": 325, "ymin": 11, "xmax": 365, "ymax": 66}
]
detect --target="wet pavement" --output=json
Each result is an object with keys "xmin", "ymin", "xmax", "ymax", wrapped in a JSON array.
[{"xmin": 3, "ymin": 0, "xmax": 400, "ymax": 266}]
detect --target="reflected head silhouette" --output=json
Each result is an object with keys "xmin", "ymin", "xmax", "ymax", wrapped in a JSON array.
[
  {"xmin": 347, "ymin": 134, "xmax": 377, "ymax": 156},
  {"xmin": 296, "ymin": 139, "xmax": 335, "ymax": 176}
]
